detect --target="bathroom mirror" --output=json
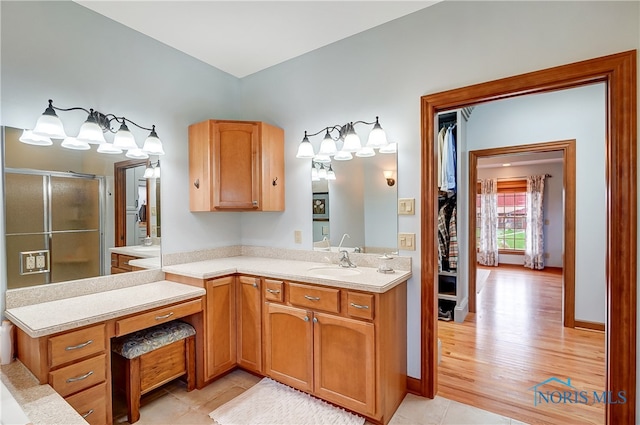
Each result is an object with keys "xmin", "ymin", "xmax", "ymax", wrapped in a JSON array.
[
  {"xmin": 311, "ymin": 151, "xmax": 398, "ymax": 254},
  {"xmin": 2, "ymin": 126, "xmax": 162, "ymax": 289}
]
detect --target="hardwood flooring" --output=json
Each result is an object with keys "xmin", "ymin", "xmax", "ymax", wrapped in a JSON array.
[{"xmin": 438, "ymin": 265, "xmax": 606, "ymax": 425}]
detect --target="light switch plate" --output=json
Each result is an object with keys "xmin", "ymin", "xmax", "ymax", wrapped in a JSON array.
[
  {"xmin": 398, "ymin": 198, "xmax": 415, "ymax": 215},
  {"xmin": 398, "ymin": 232, "xmax": 416, "ymax": 251},
  {"xmin": 294, "ymin": 230, "xmax": 302, "ymax": 244}
]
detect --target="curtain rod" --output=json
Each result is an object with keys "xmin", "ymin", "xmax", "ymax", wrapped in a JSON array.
[{"xmin": 477, "ymin": 174, "xmax": 552, "ymax": 182}]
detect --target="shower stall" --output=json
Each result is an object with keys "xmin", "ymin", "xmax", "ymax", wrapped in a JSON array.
[{"xmin": 5, "ymin": 169, "xmax": 103, "ymax": 289}]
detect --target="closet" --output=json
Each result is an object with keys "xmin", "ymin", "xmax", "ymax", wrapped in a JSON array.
[{"xmin": 436, "ymin": 110, "xmax": 469, "ymax": 323}]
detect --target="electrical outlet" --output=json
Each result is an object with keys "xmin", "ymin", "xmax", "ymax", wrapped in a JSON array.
[
  {"xmin": 294, "ymin": 230, "xmax": 302, "ymax": 244},
  {"xmin": 36, "ymin": 254, "xmax": 46, "ymax": 268},
  {"xmin": 26, "ymin": 256, "xmax": 35, "ymax": 270}
]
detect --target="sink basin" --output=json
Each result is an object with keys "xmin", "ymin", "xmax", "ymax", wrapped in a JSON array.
[
  {"xmin": 306, "ymin": 265, "xmax": 361, "ymax": 278},
  {"xmin": 131, "ymin": 246, "xmax": 160, "ymax": 252}
]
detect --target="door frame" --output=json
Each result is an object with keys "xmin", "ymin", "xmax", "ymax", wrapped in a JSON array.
[
  {"xmin": 468, "ymin": 140, "xmax": 576, "ymax": 328},
  {"xmin": 114, "ymin": 159, "xmax": 148, "ymax": 247},
  {"xmin": 420, "ymin": 50, "xmax": 636, "ymax": 424}
]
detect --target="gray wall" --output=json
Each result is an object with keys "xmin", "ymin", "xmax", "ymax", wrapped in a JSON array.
[{"xmin": 1, "ymin": 0, "xmax": 638, "ymax": 385}]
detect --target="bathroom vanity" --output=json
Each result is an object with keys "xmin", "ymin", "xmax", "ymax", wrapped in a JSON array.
[{"xmin": 4, "ymin": 253, "xmax": 410, "ymax": 425}]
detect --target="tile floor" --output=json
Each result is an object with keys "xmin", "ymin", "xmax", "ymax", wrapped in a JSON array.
[{"xmin": 112, "ymin": 369, "xmax": 526, "ymax": 425}]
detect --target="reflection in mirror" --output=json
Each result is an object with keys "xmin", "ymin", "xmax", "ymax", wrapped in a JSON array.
[
  {"xmin": 312, "ymin": 151, "xmax": 398, "ymax": 254},
  {"xmin": 2, "ymin": 126, "xmax": 161, "ymax": 289}
]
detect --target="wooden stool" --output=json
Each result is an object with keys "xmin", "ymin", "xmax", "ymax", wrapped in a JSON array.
[{"xmin": 111, "ymin": 320, "xmax": 196, "ymax": 424}]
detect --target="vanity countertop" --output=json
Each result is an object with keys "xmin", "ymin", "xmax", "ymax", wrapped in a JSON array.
[
  {"xmin": 129, "ymin": 256, "xmax": 161, "ymax": 270},
  {"xmin": 162, "ymin": 256, "xmax": 411, "ymax": 293},
  {"xmin": 5, "ymin": 280, "xmax": 205, "ymax": 338},
  {"xmin": 1, "ymin": 360, "xmax": 88, "ymax": 425},
  {"xmin": 109, "ymin": 245, "xmax": 161, "ymax": 258}
]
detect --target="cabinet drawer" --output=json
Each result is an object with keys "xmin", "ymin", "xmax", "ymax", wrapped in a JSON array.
[
  {"xmin": 347, "ymin": 292, "xmax": 375, "ymax": 320},
  {"xmin": 117, "ymin": 255, "xmax": 137, "ymax": 271},
  {"xmin": 264, "ymin": 279, "xmax": 284, "ymax": 302},
  {"xmin": 115, "ymin": 298, "xmax": 203, "ymax": 337},
  {"xmin": 49, "ymin": 324, "xmax": 106, "ymax": 368},
  {"xmin": 49, "ymin": 354, "xmax": 106, "ymax": 397},
  {"xmin": 65, "ymin": 382, "xmax": 108, "ymax": 425},
  {"xmin": 289, "ymin": 283, "xmax": 340, "ymax": 313}
]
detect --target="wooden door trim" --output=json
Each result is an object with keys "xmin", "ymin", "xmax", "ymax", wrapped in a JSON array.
[
  {"xmin": 114, "ymin": 159, "xmax": 147, "ymax": 247},
  {"xmin": 420, "ymin": 50, "xmax": 636, "ymax": 424},
  {"xmin": 468, "ymin": 140, "xmax": 576, "ymax": 330}
]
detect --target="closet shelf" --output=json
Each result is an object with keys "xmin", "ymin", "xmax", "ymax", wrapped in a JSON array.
[
  {"xmin": 438, "ymin": 293, "xmax": 457, "ymax": 301},
  {"xmin": 438, "ymin": 270, "xmax": 457, "ymax": 277}
]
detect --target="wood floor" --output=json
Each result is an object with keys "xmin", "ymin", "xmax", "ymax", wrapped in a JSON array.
[{"xmin": 437, "ymin": 265, "xmax": 606, "ymax": 425}]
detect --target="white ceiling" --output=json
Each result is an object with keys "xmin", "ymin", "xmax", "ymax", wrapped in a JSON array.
[
  {"xmin": 477, "ymin": 151, "xmax": 563, "ymax": 169},
  {"xmin": 75, "ymin": 1, "xmax": 437, "ymax": 78}
]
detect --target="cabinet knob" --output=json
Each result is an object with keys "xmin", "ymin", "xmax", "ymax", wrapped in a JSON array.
[
  {"xmin": 194, "ymin": 179, "xmax": 200, "ymax": 189},
  {"xmin": 313, "ymin": 317, "xmax": 318, "ymax": 323},
  {"xmin": 252, "ymin": 282, "xmax": 258, "ymax": 288},
  {"xmin": 303, "ymin": 316, "xmax": 310, "ymax": 322},
  {"xmin": 252, "ymin": 200, "xmax": 258, "ymax": 206}
]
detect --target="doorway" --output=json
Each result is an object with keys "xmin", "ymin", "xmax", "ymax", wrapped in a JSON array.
[{"xmin": 420, "ymin": 50, "xmax": 636, "ymax": 424}]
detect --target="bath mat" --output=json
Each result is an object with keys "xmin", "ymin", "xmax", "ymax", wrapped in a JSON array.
[
  {"xmin": 209, "ymin": 377, "xmax": 365, "ymax": 425},
  {"xmin": 476, "ymin": 268, "xmax": 491, "ymax": 294}
]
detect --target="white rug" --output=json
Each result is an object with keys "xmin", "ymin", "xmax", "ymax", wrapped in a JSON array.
[
  {"xmin": 209, "ymin": 378, "xmax": 365, "ymax": 425},
  {"xmin": 476, "ymin": 268, "xmax": 491, "ymax": 294}
]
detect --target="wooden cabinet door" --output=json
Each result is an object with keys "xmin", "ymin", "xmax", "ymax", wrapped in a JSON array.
[
  {"xmin": 205, "ymin": 276, "xmax": 237, "ymax": 380},
  {"xmin": 313, "ymin": 312, "xmax": 376, "ymax": 416},
  {"xmin": 264, "ymin": 303, "xmax": 313, "ymax": 393},
  {"xmin": 237, "ymin": 276, "xmax": 262, "ymax": 373},
  {"xmin": 213, "ymin": 122, "xmax": 259, "ymax": 209},
  {"xmin": 188, "ymin": 120, "xmax": 213, "ymax": 212}
]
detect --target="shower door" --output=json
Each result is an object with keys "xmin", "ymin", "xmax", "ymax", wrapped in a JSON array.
[{"xmin": 5, "ymin": 170, "xmax": 102, "ymax": 289}]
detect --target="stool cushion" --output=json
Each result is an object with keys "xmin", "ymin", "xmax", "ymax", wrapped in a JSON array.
[{"xmin": 112, "ymin": 320, "xmax": 195, "ymax": 359}]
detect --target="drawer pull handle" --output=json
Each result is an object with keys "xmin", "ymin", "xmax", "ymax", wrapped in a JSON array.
[
  {"xmin": 304, "ymin": 295, "xmax": 320, "ymax": 301},
  {"xmin": 66, "ymin": 370, "xmax": 94, "ymax": 383},
  {"xmin": 82, "ymin": 409, "xmax": 95, "ymax": 419},
  {"xmin": 350, "ymin": 302, "xmax": 370, "ymax": 310},
  {"xmin": 155, "ymin": 312, "xmax": 174, "ymax": 320},
  {"xmin": 65, "ymin": 340, "xmax": 93, "ymax": 351},
  {"xmin": 266, "ymin": 289, "xmax": 280, "ymax": 294}
]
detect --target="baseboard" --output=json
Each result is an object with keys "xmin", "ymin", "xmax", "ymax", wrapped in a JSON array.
[
  {"xmin": 574, "ymin": 320, "xmax": 605, "ymax": 332},
  {"xmin": 406, "ymin": 376, "xmax": 421, "ymax": 395},
  {"xmin": 454, "ymin": 297, "xmax": 468, "ymax": 323}
]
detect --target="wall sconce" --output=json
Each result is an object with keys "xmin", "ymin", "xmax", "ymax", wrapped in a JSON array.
[
  {"xmin": 383, "ymin": 170, "xmax": 396, "ymax": 187},
  {"xmin": 296, "ymin": 117, "xmax": 394, "ymax": 162},
  {"xmin": 21, "ymin": 99, "xmax": 164, "ymax": 159}
]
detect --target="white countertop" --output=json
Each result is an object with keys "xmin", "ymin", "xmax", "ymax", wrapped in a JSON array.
[
  {"xmin": 162, "ymin": 256, "xmax": 411, "ymax": 293},
  {"xmin": 5, "ymin": 281, "xmax": 205, "ymax": 338},
  {"xmin": 109, "ymin": 245, "xmax": 161, "ymax": 259},
  {"xmin": 129, "ymin": 256, "xmax": 161, "ymax": 269}
]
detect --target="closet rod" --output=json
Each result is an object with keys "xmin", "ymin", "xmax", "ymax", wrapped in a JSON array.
[{"xmin": 477, "ymin": 173, "xmax": 552, "ymax": 182}]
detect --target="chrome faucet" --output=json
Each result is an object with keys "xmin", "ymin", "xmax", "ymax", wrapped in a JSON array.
[
  {"xmin": 338, "ymin": 233, "xmax": 350, "ymax": 251},
  {"xmin": 338, "ymin": 250, "xmax": 357, "ymax": 268}
]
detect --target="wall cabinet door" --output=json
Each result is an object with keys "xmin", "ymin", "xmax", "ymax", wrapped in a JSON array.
[
  {"xmin": 313, "ymin": 312, "xmax": 376, "ymax": 416},
  {"xmin": 264, "ymin": 303, "xmax": 313, "ymax": 393},
  {"xmin": 188, "ymin": 120, "xmax": 284, "ymax": 212},
  {"xmin": 205, "ymin": 276, "xmax": 236, "ymax": 380},
  {"xmin": 237, "ymin": 276, "xmax": 262, "ymax": 373}
]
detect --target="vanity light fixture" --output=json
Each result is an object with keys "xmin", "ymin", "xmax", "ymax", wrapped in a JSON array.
[
  {"xmin": 23, "ymin": 99, "xmax": 164, "ymax": 158},
  {"xmin": 296, "ymin": 116, "xmax": 390, "ymax": 161},
  {"xmin": 144, "ymin": 160, "xmax": 161, "ymax": 179},
  {"xmin": 383, "ymin": 170, "xmax": 396, "ymax": 187},
  {"xmin": 312, "ymin": 161, "xmax": 336, "ymax": 181}
]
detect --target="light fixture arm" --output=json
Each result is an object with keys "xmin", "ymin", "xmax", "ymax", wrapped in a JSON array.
[{"xmin": 47, "ymin": 99, "xmax": 156, "ymax": 134}]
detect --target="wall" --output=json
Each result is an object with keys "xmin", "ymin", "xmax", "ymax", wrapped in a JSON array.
[
  {"xmin": 477, "ymin": 162, "xmax": 564, "ymax": 268},
  {"xmin": 0, "ymin": 0, "xmax": 638, "ymax": 382},
  {"xmin": 0, "ymin": 1, "xmax": 244, "ymax": 259},
  {"xmin": 239, "ymin": 1, "xmax": 638, "ymax": 377}
]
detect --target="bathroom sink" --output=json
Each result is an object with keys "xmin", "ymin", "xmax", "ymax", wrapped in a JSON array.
[{"xmin": 306, "ymin": 265, "xmax": 361, "ymax": 278}]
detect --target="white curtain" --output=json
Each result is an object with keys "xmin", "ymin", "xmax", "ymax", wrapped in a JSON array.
[
  {"xmin": 524, "ymin": 175, "xmax": 546, "ymax": 270},
  {"xmin": 478, "ymin": 178, "xmax": 499, "ymax": 266}
]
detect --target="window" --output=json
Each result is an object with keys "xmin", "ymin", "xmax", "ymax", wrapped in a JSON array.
[{"xmin": 476, "ymin": 179, "xmax": 528, "ymax": 253}]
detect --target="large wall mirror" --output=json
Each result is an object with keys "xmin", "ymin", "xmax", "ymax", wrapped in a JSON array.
[
  {"xmin": 311, "ymin": 150, "xmax": 398, "ymax": 254},
  {"xmin": 2, "ymin": 126, "xmax": 161, "ymax": 289}
]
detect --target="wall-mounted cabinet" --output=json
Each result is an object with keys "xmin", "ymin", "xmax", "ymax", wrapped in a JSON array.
[{"xmin": 188, "ymin": 120, "xmax": 284, "ymax": 212}]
